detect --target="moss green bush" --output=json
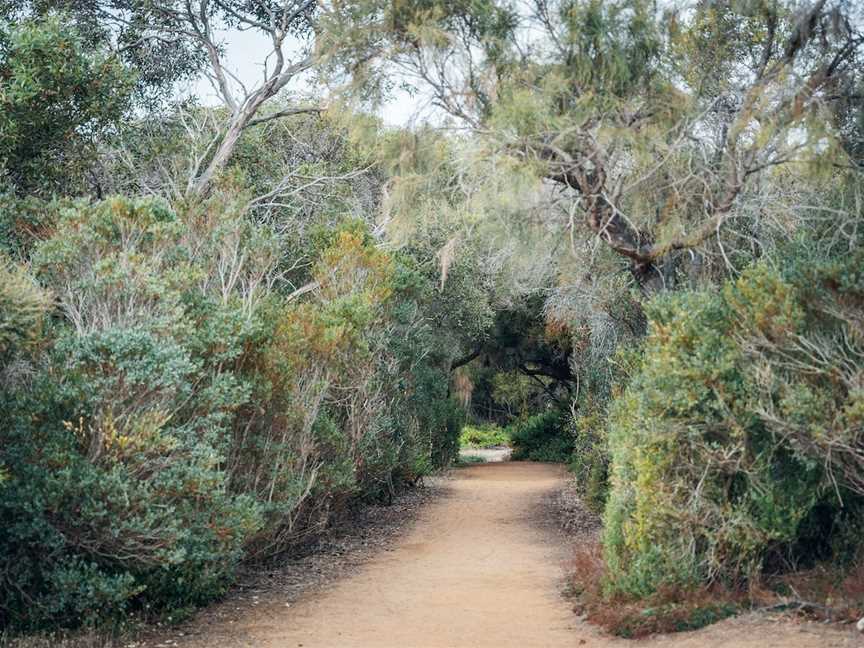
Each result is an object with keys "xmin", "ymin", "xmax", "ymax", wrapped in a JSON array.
[
  {"xmin": 602, "ymin": 251, "xmax": 864, "ymax": 598},
  {"xmin": 508, "ymin": 410, "xmax": 571, "ymax": 462},
  {"xmin": 459, "ymin": 424, "xmax": 510, "ymax": 448}
]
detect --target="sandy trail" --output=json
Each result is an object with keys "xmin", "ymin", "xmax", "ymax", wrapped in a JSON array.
[{"xmin": 174, "ymin": 462, "xmax": 858, "ymax": 648}]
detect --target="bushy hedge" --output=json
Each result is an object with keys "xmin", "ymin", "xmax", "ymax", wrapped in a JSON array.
[
  {"xmin": 602, "ymin": 250, "xmax": 864, "ymax": 598},
  {"xmin": 569, "ymin": 405, "xmax": 609, "ymax": 514},
  {"xmin": 509, "ymin": 410, "xmax": 572, "ymax": 462},
  {"xmin": 0, "ymin": 195, "xmax": 464, "ymax": 630}
]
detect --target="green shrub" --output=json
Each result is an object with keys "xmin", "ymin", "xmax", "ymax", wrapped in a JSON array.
[
  {"xmin": 0, "ymin": 196, "xmax": 473, "ymax": 631},
  {"xmin": 602, "ymin": 251, "xmax": 864, "ymax": 599},
  {"xmin": 0, "ymin": 261, "xmax": 48, "ymax": 362},
  {"xmin": 432, "ymin": 397, "xmax": 466, "ymax": 468},
  {"xmin": 0, "ymin": 326, "xmax": 260, "ymax": 628},
  {"xmin": 459, "ymin": 424, "xmax": 510, "ymax": 448},
  {"xmin": 1, "ymin": 196, "xmax": 266, "ymax": 628},
  {"xmin": 508, "ymin": 410, "xmax": 571, "ymax": 462},
  {"xmin": 569, "ymin": 404, "xmax": 609, "ymax": 514},
  {"xmin": 0, "ymin": 16, "xmax": 132, "ymax": 195}
]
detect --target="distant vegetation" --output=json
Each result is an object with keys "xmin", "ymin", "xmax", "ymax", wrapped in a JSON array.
[
  {"xmin": 509, "ymin": 412, "xmax": 572, "ymax": 463},
  {"xmin": 459, "ymin": 424, "xmax": 510, "ymax": 449}
]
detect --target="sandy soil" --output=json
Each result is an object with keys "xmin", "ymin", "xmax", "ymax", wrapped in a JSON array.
[{"xmin": 153, "ymin": 462, "xmax": 860, "ymax": 648}]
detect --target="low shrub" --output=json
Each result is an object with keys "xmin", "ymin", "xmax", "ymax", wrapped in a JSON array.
[
  {"xmin": 459, "ymin": 424, "xmax": 510, "ymax": 448},
  {"xmin": 568, "ymin": 542, "xmax": 742, "ymax": 638},
  {"xmin": 508, "ymin": 410, "xmax": 571, "ymax": 462}
]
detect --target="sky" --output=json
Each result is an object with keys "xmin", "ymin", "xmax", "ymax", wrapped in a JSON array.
[{"xmin": 188, "ymin": 27, "xmax": 424, "ymax": 127}]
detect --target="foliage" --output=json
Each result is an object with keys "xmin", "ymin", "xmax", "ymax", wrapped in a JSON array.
[
  {"xmin": 569, "ymin": 539, "xmax": 744, "ymax": 638},
  {"xmin": 459, "ymin": 424, "xmax": 509, "ymax": 449},
  {"xmin": 3, "ymin": 0, "xmax": 864, "ymax": 638},
  {"xmin": 0, "ymin": 15, "xmax": 132, "ymax": 194},
  {"xmin": 4, "ymin": 0, "xmax": 204, "ymax": 106},
  {"xmin": 1, "ymin": 195, "xmax": 266, "ymax": 628},
  {"xmin": 385, "ymin": 0, "xmax": 863, "ymax": 288},
  {"xmin": 0, "ymin": 261, "xmax": 48, "ymax": 362},
  {"xmin": 602, "ymin": 248, "xmax": 864, "ymax": 598},
  {"xmin": 0, "ymin": 185, "xmax": 472, "ymax": 629},
  {"xmin": 569, "ymin": 408, "xmax": 609, "ymax": 515},
  {"xmin": 508, "ymin": 410, "xmax": 571, "ymax": 462}
]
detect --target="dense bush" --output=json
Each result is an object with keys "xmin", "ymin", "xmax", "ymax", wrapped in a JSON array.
[
  {"xmin": 1, "ymin": 195, "xmax": 265, "ymax": 627},
  {"xmin": 0, "ymin": 262, "xmax": 48, "ymax": 361},
  {"xmin": 508, "ymin": 410, "xmax": 571, "ymax": 462},
  {"xmin": 459, "ymin": 424, "xmax": 510, "ymax": 448},
  {"xmin": 0, "ymin": 195, "xmax": 466, "ymax": 630},
  {"xmin": 602, "ymin": 250, "xmax": 864, "ymax": 598},
  {"xmin": 569, "ymin": 407, "xmax": 609, "ymax": 515}
]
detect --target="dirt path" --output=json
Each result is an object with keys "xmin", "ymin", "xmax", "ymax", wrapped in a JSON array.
[{"xmin": 168, "ymin": 462, "xmax": 859, "ymax": 648}]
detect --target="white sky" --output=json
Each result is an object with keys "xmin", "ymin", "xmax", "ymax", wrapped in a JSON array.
[{"xmin": 188, "ymin": 27, "xmax": 424, "ymax": 127}]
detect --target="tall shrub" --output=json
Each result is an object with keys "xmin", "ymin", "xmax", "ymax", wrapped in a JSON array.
[
  {"xmin": 603, "ymin": 252, "xmax": 864, "ymax": 597},
  {"xmin": 0, "ymin": 194, "xmax": 269, "ymax": 628}
]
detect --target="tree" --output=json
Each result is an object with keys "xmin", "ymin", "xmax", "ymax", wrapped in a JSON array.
[
  {"xmin": 129, "ymin": 0, "xmax": 390, "ymax": 197},
  {"xmin": 3, "ymin": 0, "xmax": 204, "ymax": 105},
  {"xmin": 382, "ymin": 0, "xmax": 864, "ymax": 290},
  {"xmin": 0, "ymin": 15, "xmax": 132, "ymax": 194}
]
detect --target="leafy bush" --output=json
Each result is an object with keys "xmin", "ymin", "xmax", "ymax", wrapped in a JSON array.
[
  {"xmin": 0, "ymin": 195, "xmax": 473, "ymax": 630},
  {"xmin": 1, "ymin": 196, "xmax": 265, "ymax": 628},
  {"xmin": 569, "ymin": 405, "xmax": 609, "ymax": 514},
  {"xmin": 0, "ymin": 261, "xmax": 48, "ymax": 362},
  {"xmin": 459, "ymin": 424, "xmax": 510, "ymax": 448},
  {"xmin": 602, "ymin": 250, "xmax": 864, "ymax": 599},
  {"xmin": 508, "ymin": 410, "xmax": 571, "ymax": 462},
  {"xmin": 0, "ymin": 16, "xmax": 131, "ymax": 194},
  {"xmin": 0, "ymin": 357, "xmax": 259, "ymax": 628}
]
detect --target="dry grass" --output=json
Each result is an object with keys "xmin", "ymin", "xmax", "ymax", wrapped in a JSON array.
[
  {"xmin": 768, "ymin": 558, "xmax": 864, "ymax": 623},
  {"xmin": 567, "ymin": 540, "xmax": 864, "ymax": 638},
  {"xmin": 566, "ymin": 541, "xmax": 744, "ymax": 638},
  {"xmin": 0, "ymin": 629, "xmax": 126, "ymax": 648}
]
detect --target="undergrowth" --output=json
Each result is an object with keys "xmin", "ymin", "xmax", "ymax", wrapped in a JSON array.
[
  {"xmin": 454, "ymin": 454, "xmax": 487, "ymax": 467},
  {"xmin": 568, "ymin": 541, "xmax": 864, "ymax": 637},
  {"xmin": 509, "ymin": 410, "xmax": 571, "ymax": 462},
  {"xmin": 0, "ymin": 628, "xmax": 125, "ymax": 648},
  {"xmin": 567, "ymin": 541, "xmax": 743, "ymax": 638},
  {"xmin": 459, "ymin": 424, "xmax": 510, "ymax": 448}
]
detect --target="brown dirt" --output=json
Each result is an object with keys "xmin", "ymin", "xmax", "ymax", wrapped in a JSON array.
[{"xmin": 143, "ymin": 462, "xmax": 861, "ymax": 648}]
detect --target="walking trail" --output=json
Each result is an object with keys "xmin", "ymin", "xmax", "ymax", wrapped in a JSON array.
[{"xmin": 172, "ymin": 462, "xmax": 858, "ymax": 648}]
